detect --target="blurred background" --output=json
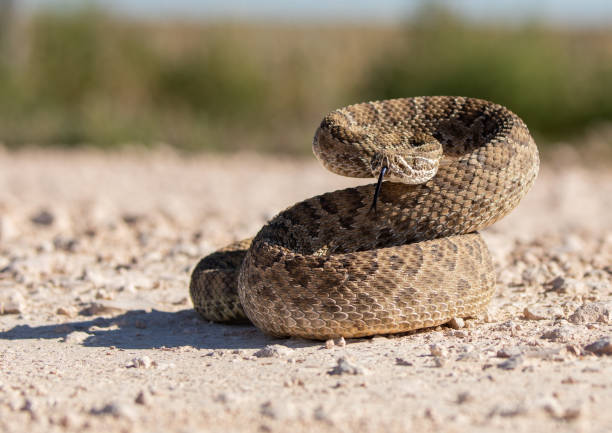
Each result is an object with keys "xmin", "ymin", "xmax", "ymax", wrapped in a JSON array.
[{"xmin": 1, "ymin": 0, "xmax": 611, "ymax": 156}]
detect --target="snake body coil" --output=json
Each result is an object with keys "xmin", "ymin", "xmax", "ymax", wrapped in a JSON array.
[{"xmin": 190, "ymin": 96, "xmax": 539, "ymax": 340}]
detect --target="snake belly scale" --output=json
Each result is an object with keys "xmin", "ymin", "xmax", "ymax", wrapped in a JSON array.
[{"xmin": 190, "ymin": 96, "xmax": 539, "ymax": 340}]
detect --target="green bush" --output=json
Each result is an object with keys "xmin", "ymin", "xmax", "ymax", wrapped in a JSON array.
[
  {"xmin": 153, "ymin": 44, "xmax": 268, "ymax": 120},
  {"xmin": 0, "ymin": 4, "xmax": 611, "ymax": 153},
  {"xmin": 360, "ymin": 5, "xmax": 612, "ymax": 143}
]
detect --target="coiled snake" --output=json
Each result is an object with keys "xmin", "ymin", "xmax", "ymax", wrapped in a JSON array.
[{"xmin": 190, "ymin": 96, "xmax": 539, "ymax": 340}]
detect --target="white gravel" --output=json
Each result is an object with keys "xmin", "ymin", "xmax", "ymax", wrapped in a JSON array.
[{"xmin": 0, "ymin": 148, "xmax": 611, "ymax": 433}]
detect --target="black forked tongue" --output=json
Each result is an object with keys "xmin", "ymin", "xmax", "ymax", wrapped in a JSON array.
[{"xmin": 369, "ymin": 166, "xmax": 387, "ymax": 215}]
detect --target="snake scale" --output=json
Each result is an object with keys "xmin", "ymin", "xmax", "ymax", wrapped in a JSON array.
[{"xmin": 190, "ymin": 96, "xmax": 539, "ymax": 340}]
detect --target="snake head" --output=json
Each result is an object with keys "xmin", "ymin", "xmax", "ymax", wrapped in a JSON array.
[{"xmin": 370, "ymin": 132, "xmax": 443, "ymax": 184}]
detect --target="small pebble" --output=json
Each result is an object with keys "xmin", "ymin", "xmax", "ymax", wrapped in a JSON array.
[
  {"xmin": 57, "ymin": 414, "xmax": 77, "ymax": 428},
  {"xmin": 433, "ymin": 357, "xmax": 447, "ymax": 368},
  {"xmin": 497, "ymin": 356, "xmax": 523, "ymax": 370},
  {"xmin": 547, "ymin": 277, "xmax": 589, "ymax": 295},
  {"xmin": 456, "ymin": 392, "xmax": 473, "ymax": 404},
  {"xmin": 259, "ymin": 400, "xmax": 297, "ymax": 420},
  {"xmin": 583, "ymin": 337, "xmax": 612, "ymax": 356},
  {"xmin": 313, "ymin": 405, "xmax": 331, "ymax": 423},
  {"xmin": 395, "ymin": 357, "xmax": 413, "ymax": 366},
  {"xmin": 56, "ymin": 306, "xmax": 75, "ymax": 317},
  {"xmin": 328, "ymin": 356, "xmax": 368, "ymax": 375},
  {"xmin": 336, "ymin": 337, "xmax": 346, "ymax": 347},
  {"xmin": 429, "ymin": 344, "xmax": 448, "ymax": 358},
  {"xmin": 541, "ymin": 325, "xmax": 575, "ymax": 343},
  {"xmin": 30, "ymin": 210, "xmax": 54, "ymax": 226},
  {"xmin": 542, "ymin": 398, "xmax": 585, "ymax": 421},
  {"xmin": 523, "ymin": 306, "xmax": 548, "ymax": 320},
  {"xmin": 448, "ymin": 317, "xmax": 465, "ymax": 329},
  {"xmin": 95, "ymin": 289, "xmax": 114, "ymax": 300},
  {"xmin": 452, "ymin": 330, "xmax": 468, "ymax": 338},
  {"xmin": 497, "ymin": 347, "xmax": 523, "ymax": 358},
  {"xmin": 540, "ymin": 398, "xmax": 564, "ymax": 418},
  {"xmin": 456, "ymin": 351, "xmax": 482, "ymax": 362},
  {"xmin": 0, "ymin": 291, "xmax": 25, "ymax": 315},
  {"xmin": 214, "ymin": 393, "xmax": 236, "ymax": 404},
  {"xmin": 325, "ymin": 339, "xmax": 335, "ymax": 349},
  {"xmin": 134, "ymin": 390, "xmax": 150, "ymax": 405},
  {"xmin": 90, "ymin": 402, "xmax": 135, "ymax": 419},
  {"xmin": 254, "ymin": 345, "xmax": 294, "ymax": 358},
  {"xmin": 568, "ymin": 302, "xmax": 611, "ymax": 325},
  {"xmin": 127, "ymin": 356, "xmax": 154, "ymax": 369},
  {"xmin": 62, "ymin": 331, "xmax": 91, "ymax": 344}
]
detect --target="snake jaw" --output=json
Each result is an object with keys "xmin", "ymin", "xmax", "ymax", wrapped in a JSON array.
[{"xmin": 370, "ymin": 144, "xmax": 442, "ymax": 185}]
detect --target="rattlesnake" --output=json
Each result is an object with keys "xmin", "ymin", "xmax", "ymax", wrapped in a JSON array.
[{"xmin": 190, "ymin": 96, "xmax": 539, "ymax": 340}]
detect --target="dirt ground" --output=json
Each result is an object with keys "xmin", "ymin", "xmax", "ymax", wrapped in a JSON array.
[{"xmin": 0, "ymin": 148, "xmax": 611, "ymax": 433}]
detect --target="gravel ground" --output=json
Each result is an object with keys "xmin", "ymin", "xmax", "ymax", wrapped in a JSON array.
[{"xmin": 0, "ymin": 148, "xmax": 611, "ymax": 433}]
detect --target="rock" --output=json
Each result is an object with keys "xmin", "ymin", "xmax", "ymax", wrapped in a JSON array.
[
  {"xmin": 214, "ymin": 393, "xmax": 237, "ymax": 404},
  {"xmin": 489, "ymin": 403, "xmax": 528, "ymax": 418},
  {"xmin": 433, "ymin": 357, "xmax": 447, "ymax": 368},
  {"xmin": 260, "ymin": 400, "xmax": 298, "ymax": 420},
  {"xmin": 336, "ymin": 337, "xmax": 346, "ymax": 347},
  {"xmin": 547, "ymin": 277, "xmax": 589, "ymax": 295},
  {"xmin": 21, "ymin": 398, "xmax": 37, "ymax": 416},
  {"xmin": 448, "ymin": 317, "xmax": 465, "ymax": 329},
  {"xmin": 523, "ymin": 306, "xmax": 548, "ymax": 320},
  {"xmin": 56, "ymin": 306, "xmax": 76, "ymax": 317},
  {"xmin": 254, "ymin": 345, "xmax": 294, "ymax": 358},
  {"xmin": 429, "ymin": 344, "xmax": 448, "ymax": 358},
  {"xmin": 57, "ymin": 413, "xmax": 79, "ymax": 428},
  {"xmin": 541, "ymin": 397, "xmax": 585, "ymax": 421},
  {"xmin": 561, "ymin": 402, "xmax": 585, "ymax": 421},
  {"xmin": 457, "ymin": 350, "xmax": 482, "ymax": 362},
  {"xmin": 456, "ymin": 392, "xmax": 473, "ymax": 404},
  {"xmin": 313, "ymin": 405, "xmax": 332, "ymax": 423},
  {"xmin": 121, "ymin": 213, "xmax": 143, "ymax": 225},
  {"xmin": 134, "ymin": 390, "xmax": 150, "ymax": 405},
  {"xmin": 497, "ymin": 347, "xmax": 523, "ymax": 359},
  {"xmin": 90, "ymin": 402, "xmax": 136, "ymax": 419},
  {"xmin": 540, "ymin": 397, "xmax": 564, "ymax": 418},
  {"xmin": 568, "ymin": 302, "xmax": 611, "ymax": 324},
  {"xmin": 584, "ymin": 337, "xmax": 612, "ymax": 356},
  {"xmin": 526, "ymin": 348, "xmax": 564, "ymax": 361},
  {"xmin": 328, "ymin": 356, "xmax": 368, "ymax": 375},
  {"xmin": 0, "ymin": 291, "xmax": 25, "ymax": 315},
  {"xmin": 126, "ymin": 356, "xmax": 155, "ymax": 368},
  {"xmin": 541, "ymin": 325, "xmax": 576, "ymax": 343},
  {"xmin": 497, "ymin": 356, "xmax": 523, "ymax": 370},
  {"xmin": 95, "ymin": 289, "xmax": 114, "ymax": 300},
  {"xmin": 30, "ymin": 209, "xmax": 54, "ymax": 226},
  {"xmin": 260, "ymin": 401, "xmax": 276, "ymax": 419},
  {"xmin": 325, "ymin": 339, "xmax": 335, "ymax": 349},
  {"xmin": 62, "ymin": 331, "xmax": 91, "ymax": 344},
  {"xmin": 53, "ymin": 236, "xmax": 78, "ymax": 252},
  {"xmin": 395, "ymin": 358, "xmax": 413, "ymax": 366}
]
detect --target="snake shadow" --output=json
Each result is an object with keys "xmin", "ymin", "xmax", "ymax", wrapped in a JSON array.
[{"xmin": 0, "ymin": 308, "xmax": 320, "ymax": 350}]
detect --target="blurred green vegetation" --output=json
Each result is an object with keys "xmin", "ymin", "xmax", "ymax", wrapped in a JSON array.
[
  {"xmin": 362, "ymin": 6, "xmax": 612, "ymax": 144},
  {"xmin": 0, "ymin": 4, "xmax": 611, "ymax": 153}
]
